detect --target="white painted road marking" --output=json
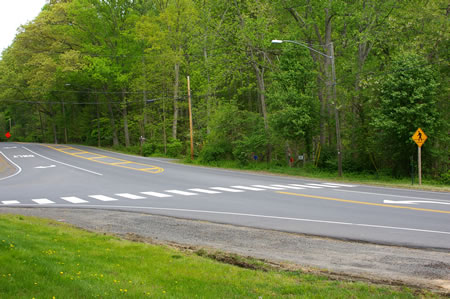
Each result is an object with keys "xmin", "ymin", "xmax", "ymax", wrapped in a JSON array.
[
  {"xmin": 2, "ymin": 147, "xmax": 17, "ymax": 149},
  {"xmin": 13, "ymin": 155, "xmax": 35, "ymax": 158},
  {"xmin": 323, "ymin": 183, "xmax": 357, "ymax": 187},
  {"xmin": 23, "ymin": 147, "xmax": 103, "ymax": 176},
  {"xmin": 2, "ymin": 201, "xmax": 20, "ymax": 205},
  {"xmin": 210, "ymin": 187, "xmax": 244, "ymax": 193},
  {"xmin": 35, "ymin": 165, "xmax": 56, "ymax": 169},
  {"xmin": 61, "ymin": 197, "xmax": 89, "ymax": 204},
  {"xmin": 189, "ymin": 188, "xmax": 222, "ymax": 194},
  {"xmin": 165, "ymin": 190, "xmax": 198, "ymax": 196},
  {"xmin": 32, "ymin": 199, "xmax": 54, "ymax": 205},
  {"xmin": 0, "ymin": 151, "xmax": 22, "ymax": 181},
  {"xmin": 271, "ymin": 184, "xmax": 305, "ymax": 190},
  {"xmin": 115, "ymin": 193, "xmax": 146, "ymax": 199},
  {"xmin": 89, "ymin": 195, "xmax": 118, "ymax": 202},
  {"xmin": 59, "ymin": 204, "xmax": 450, "ymax": 236},
  {"xmin": 141, "ymin": 192, "xmax": 173, "ymax": 198},
  {"xmin": 335, "ymin": 189, "xmax": 450, "ymax": 202},
  {"xmin": 289, "ymin": 184, "xmax": 322, "ymax": 189},
  {"xmin": 231, "ymin": 186, "xmax": 265, "ymax": 191},
  {"xmin": 384, "ymin": 200, "xmax": 450, "ymax": 206},
  {"xmin": 307, "ymin": 184, "xmax": 338, "ymax": 188},
  {"xmin": 252, "ymin": 185, "xmax": 285, "ymax": 190}
]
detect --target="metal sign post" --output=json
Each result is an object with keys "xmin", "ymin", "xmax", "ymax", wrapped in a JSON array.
[{"xmin": 411, "ymin": 128, "xmax": 427, "ymax": 186}]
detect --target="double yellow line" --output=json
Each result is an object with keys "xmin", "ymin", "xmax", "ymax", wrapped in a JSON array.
[{"xmin": 45, "ymin": 145, "xmax": 164, "ymax": 174}]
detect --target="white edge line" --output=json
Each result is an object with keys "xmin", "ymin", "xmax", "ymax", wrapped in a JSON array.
[
  {"xmin": 0, "ymin": 151, "xmax": 23, "ymax": 181},
  {"xmin": 335, "ymin": 189, "xmax": 450, "ymax": 202},
  {"xmin": 23, "ymin": 147, "xmax": 102, "ymax": 176},
  {"xmin": 9, "ymin": 204, "xmax": 449, "ymax": 236}
]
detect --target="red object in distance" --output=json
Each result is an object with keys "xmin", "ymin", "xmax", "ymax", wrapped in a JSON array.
[{"xmin": 5, "ymin": 132, "xmax": 11, "ymax": 139}]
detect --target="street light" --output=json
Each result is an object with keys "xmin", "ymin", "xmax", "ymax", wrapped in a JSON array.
[{"xmin": 271, "ymin": 39, "xmax": 343, "ymax": 177}]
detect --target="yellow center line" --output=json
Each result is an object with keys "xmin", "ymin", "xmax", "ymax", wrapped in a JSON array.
[{"xmin": 277, "ymin": 192, "xmax": 450, "ymax": 214}]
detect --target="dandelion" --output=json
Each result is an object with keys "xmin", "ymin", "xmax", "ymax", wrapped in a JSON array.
[{"xmin": 60, "ymin": 272, "xmax": 64, "ymax": 275}]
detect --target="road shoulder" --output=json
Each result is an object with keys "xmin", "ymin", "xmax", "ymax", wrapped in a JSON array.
[
  {"xmin": 0, "ymin": 207, "xmax": 448, "ymax": 294},
  {"xmin": 0, "ymin": 152, "xmax": 17, "ymax": 179}
]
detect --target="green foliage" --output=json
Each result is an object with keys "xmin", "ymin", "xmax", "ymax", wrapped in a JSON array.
[
  {"xmin": 200, "ymin": 103, "xmax": 267, "ymax": 164},
  {"xmin": 370, "ymin": 54, "xmax": 440, "ymax": 176},
  {"xmin": 0, "ymin": 0, "xmax": 448, "ymax": 180}
]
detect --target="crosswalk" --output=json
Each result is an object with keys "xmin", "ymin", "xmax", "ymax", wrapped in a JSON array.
[{"xmin": 2, "ymin": 182, "xmax": 356, "ymax": 206}]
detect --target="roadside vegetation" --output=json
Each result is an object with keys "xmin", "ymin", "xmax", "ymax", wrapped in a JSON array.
[
  {"xmin": 0, "ymin": 0, "xmax": 448, "ymax": 184},
  {"xmin": 0, "ymin": 214, "xmax": 438, "ymax": 298}
]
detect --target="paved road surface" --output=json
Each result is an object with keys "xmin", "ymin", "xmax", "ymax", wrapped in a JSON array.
[{"xmin": 1, "ymin": 142, "xmax": 449, "ymax": 249}]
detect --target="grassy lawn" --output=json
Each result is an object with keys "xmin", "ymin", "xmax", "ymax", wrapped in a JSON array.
[{"xmin": 0, "ymin": 214, "xmax": 436, "ymax": 298}]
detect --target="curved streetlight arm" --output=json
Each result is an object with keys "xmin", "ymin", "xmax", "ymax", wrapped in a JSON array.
[{"xmin": 271, "ymin": 39, "xmax": 332, "ymax": 59}]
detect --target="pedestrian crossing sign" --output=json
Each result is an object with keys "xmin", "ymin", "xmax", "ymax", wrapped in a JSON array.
[{"xmin": 412, "ymin": 128, "xmax": 427, "ymax": 147}]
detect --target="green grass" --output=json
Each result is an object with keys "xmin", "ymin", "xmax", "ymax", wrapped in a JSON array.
[{"xmin": 0, "ymin": 214, "xmax": 435, "ymax": 298}]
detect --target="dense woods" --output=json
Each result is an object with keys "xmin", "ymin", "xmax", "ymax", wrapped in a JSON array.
[{"xmin": 0, "ymin": 0, "xmax": 448, "ymax": 181}]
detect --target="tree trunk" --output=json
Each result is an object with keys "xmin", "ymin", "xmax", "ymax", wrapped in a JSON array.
[
  {"xmin": 254, "ymin": 63, "xmax": 271, "ymax": 162},
  {"xmin": 122, "ymin": 89, "xmax": 130, "ymax": 147},
  {"xmin": 106, "ymin": 92, "xmax": 119, "ymax": 147},
  {"xmin": 96, "ymin": 95, "xmax": 101, "ymax": 147},
  {"xmin": 52, "ymin": 121, "xmax": 58, "ymax": 144},
  {"xmin": 62, "ymin": 102, "xmax": 68, "ymax": 144},
  {"xmin": 39, "ymin": 110, "xmax": 45, "ymax": 143},
  {"xmin": 172, "ymin": 62, "xmax": 180, "ymax": 139}
]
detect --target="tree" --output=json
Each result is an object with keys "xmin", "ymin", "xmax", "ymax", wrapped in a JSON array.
[{"xmin": 370, "ymin": 54, "xmax": 440, "ymax": 176}]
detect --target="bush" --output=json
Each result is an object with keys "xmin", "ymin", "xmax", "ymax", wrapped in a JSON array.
[
  {"xmin": 199, "ymin": 141, "xmax": 230, "ymax": 163},
  {"xmin": 440, "ymin": 170, "xmax": 450, "ymax": 185},
  {"xmin": 166, "ymin": 139, "xmax": 183, "ymax": 157}
]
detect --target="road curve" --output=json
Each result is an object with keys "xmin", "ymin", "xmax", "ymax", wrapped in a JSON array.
[{"xmin": 1, "ymin": 142, "xmax": 449, "ymax": 250}]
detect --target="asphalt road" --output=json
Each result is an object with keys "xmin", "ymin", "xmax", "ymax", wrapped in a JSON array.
[{"xmin": 1, "ymin": 142, "xmax": 449, "ymax": 250}]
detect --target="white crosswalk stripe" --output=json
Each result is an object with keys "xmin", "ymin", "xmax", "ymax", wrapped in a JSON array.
[
  {"xmin": 32, "ymin": 199, "xmax": 54, "ymax": 205},
  {"xmin": 165, "ymin": 190, "xmax": 198, "ymax": 196},
  {"xmin": 210, "ymin": 187, "xmax": 244, "ymax": 193},
  {"xmin": 323, "ymin": 183, "xmax": 356, "ymax": 187},
  {"xmin": 307, "ymin": 184, "xmax": 338, "ymax": 188},
  {"xmin": 141, "ymin": 191, "xmax": 173, "ymax": 198},
  {"xmin": 61, "ymin": 197, "xmax": 88, "ymax": 204},
  {"xmin": 251, "ymin": 185, "xmax": 285, "ymax": 190},
  {"xmin": 89, "ymin": 195, "xmax": 118, "ymax": 202},
  {"xmin": 271, "ymin": 184, "xmax": 305, "ymax": 189},
  {"xmin": 231, "ymin": 186, "xmax": 265, "ymax": 191},
  {"xmin": 2, "ymin": 200, "xmax": 20, "ymax": 205},
  {"xmin": 21, "ymin": 182, "xmax": 357, "ymax": 206},
  {"xmin": 188, "ymin": 188, "xmax": 222, "ymax": 194},
  {"xmin": 115, "ymin": 193, "xmax": 146, "ymax": 199},
  {"xmin": 289, "ymin": 184, "xmax": 322, "ymax": 189}
]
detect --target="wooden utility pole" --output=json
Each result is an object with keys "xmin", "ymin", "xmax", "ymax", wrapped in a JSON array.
[{"xmin": 187, "ymin": 76, "xmax": 194, "ymax": 160}]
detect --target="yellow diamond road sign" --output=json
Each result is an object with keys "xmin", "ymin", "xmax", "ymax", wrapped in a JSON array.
[{"xmin": 412, "ymin": 128, "xmax": 427, "ymax": 147}]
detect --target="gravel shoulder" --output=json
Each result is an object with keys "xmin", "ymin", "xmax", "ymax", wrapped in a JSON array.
[{"xmin": 1, "ymin": 207, "xmax": 449, "ymax": 294}]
